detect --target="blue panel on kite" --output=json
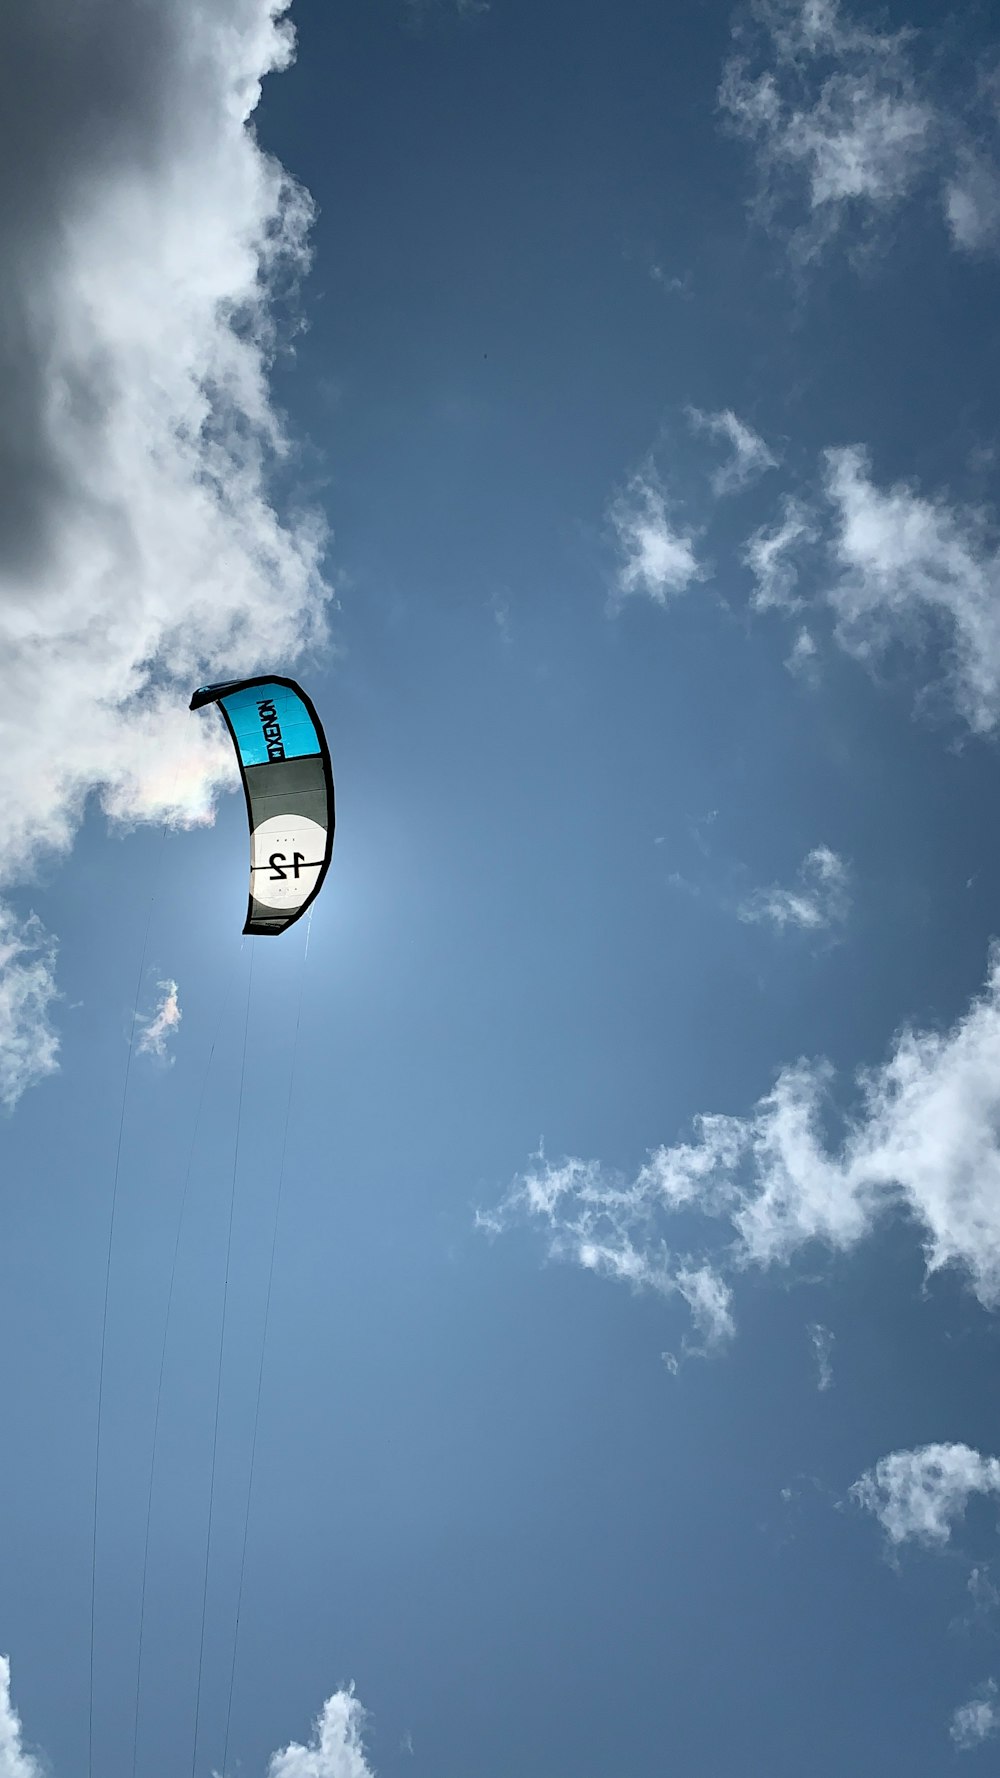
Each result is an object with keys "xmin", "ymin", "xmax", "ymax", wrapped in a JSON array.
[{"xmin": 215, "ymin": 680, "xmax": 320, "ymax": 767}]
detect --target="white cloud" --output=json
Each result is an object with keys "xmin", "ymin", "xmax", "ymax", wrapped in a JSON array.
[
  {"xmin": 29, "ymin": 1675, "xmax": 326, "ymax": 1778},
  {"xmin": 722, "ymin": 944, "xmax": 1000, "ymax": 1299},
  {"xmin": 0, "ymin": 1671, "xmax": 376, "ymax": 1778},
  {"xmin": 485, "ymin": 944, "xmax": 1000, "ymax": 1322},
  {"xmin": 739, "ymin": 845, "xmax": 851, "ymax": 932},
  {"xmin": 687, "ymin": 407, "xmax": 778, "ymax": 495},
  {"xmin": 744, "ymin": 496, "xmax": 818, "ymax": 611},
  {"xmin": 0, "ymin": 905, "xmax": 59, "ymax": 1111},
  {"xmin": 0, "ymin": 1658, "xmax": 42, "ymax": 1778},
  {"xmin": 609, "ymin": 472, "xmax": 703, "ymax": 608},
  {"xmin": 137, "ymin": 978, "xmax": 181, "ymax": 1059},
  {"xmin": 269, "ymin": 1688, "xmax": 376, "ymax": 1778},
  {"xmin": 852, "ymin": 1445, "xmax": 1000, "ymax": 1546},
  {"xmin": 951, "ymin": 1681, "xmax": 1000, "ymax": 1752},
  {"xmin": 720, "ymin": 0, "xmax": 938, "ymax": 257},
  {"xmin": 0, "ymin": 0, "xmax": 330, "ymax": 1095},
  {"xmin": 809, "ymin": 1321, "xmax": 834, "ymax": 1389},
  {"xmin": 823, "ymin": 446, "xmax": 1000, "ymax": 734}
]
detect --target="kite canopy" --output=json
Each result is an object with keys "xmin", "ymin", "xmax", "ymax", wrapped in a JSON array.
[{"xmin": 190, "ymin": 674, "xmax": 335, "ymax": 936}]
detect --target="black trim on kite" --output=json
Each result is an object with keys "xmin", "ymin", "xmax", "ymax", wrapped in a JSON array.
[
  {"xmin": 190, "ymin": 672, "xmax": 321, "ymax": 712},
  {"xmin": 189, "ymin": 674, "xmax": 335, "ymax": 936}
]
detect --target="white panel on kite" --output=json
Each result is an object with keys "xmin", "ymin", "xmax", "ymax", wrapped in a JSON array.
[{"xmin": 249, "ymin": 814, "xmax": 328, "ymax": 912}]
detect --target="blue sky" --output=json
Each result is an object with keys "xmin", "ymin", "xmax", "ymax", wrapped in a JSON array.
[{"xmin": 4, "ymin": 0, "xmax": 1000, "ymax": 1773}]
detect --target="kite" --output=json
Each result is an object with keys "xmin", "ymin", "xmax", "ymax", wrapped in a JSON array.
[{"xmin": 190, "ymin": 675, "xmax": 334, "ymax": 935}]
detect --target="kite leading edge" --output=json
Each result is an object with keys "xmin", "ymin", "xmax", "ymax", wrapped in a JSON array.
[{"xmin": 190, "ymin": 674, "xmax": 335, "ymax": 936}]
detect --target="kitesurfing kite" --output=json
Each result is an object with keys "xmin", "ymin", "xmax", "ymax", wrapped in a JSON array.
[{"xmin": 190, "ymin": 675, "xmax": 334, "ymax": 935}]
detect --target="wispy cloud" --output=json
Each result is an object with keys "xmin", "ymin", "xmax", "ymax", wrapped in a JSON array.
[
  {"xmin": 687, "ymin": 407, "xmax": 778, "ymax": 495},
  {"xmin": 943, "ymin": 63, "xmax": 1000, "ymax": 254},
  {"xmin": 478, "ymin": 1152, "xmax": 735, "ymax": 1355},
  {"xmin": 739, "ymin": 845, "xmax": 851, "ymax": 932},
  {"xmin": 0, "ymin": 0, "xmax": 329, "ymax": 1099},
  {"xmin": 965, "ymin": 1566, "xmax": 1000, "ymax": 1627},
  {"xmin": 853, "ymin": 1445, "xmax": 1000, "ymax": 1546},
  {"xmin": 721, "ymin": 0, "xmax": 1000, "ymax": 262},
  {"xmin": 809, "ymin": 1322, "xmax": 834, "ymax": 1389},
  {"xmin": 744, "ymin": 496, "xmax": 818, "ymax": 611},
  {"xmin": 650, "ymin": 264, "xmax": 693, "ymax": 298},
  {"xmin": 483, "ymin": 944, "xmax": 1000, "ymax": 1327},
  {"xmin": 0, "ymin": 906, "xmax": 58, "ymax": 1111},
  {"xmin": 946, "ymin": 149, "xmax": 1000, "ymax": 254},
  {"xmin": 606, "ymin": 418, "xmax": 1000, "ymax": 738},
  {"xmin": 739, "ymin": 447, "xmax": 1000, "ymax": 732},
  {"xmin": 676, "ymin": 1263, "xmax": 736, "ymax": 1348},
  {"xmin": 720, "ymin": 0, "xmax": 938, "ymax": 259},
  {"xmin": 268, "ymin": 1687, "xmax": 376, "ymax": 1778},
  {"xmin": 0, "ymin": 1658, "xmax": 42, "ymax": 1778},
  {"xmin": 785, "ymin": 626, "xmax": 819, "ymax": 680},
  {"xmin": 137, "ymin": 979, "xmax": 181, "ymax": 1060},
  {"xmin": 609, "ymin": 471, "xmax": 704, "ymax": 608},
  {"xmin": 951, "ymin": 1681, "xmax": 1000, "ymax": 1752},
  {"xmin": 823, "ymin": 446, "xmax": 1000, "ymax": 734},
  {"xmin": 489, "ymin": 590, "xmax": 512, "ymax": 647}
]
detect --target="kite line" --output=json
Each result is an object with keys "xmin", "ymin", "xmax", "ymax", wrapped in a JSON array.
[
  {"xmin": 130, "ymin": 941, "xmax": 245, "ymax": 1778},
  {"xmin": 191, "ymin": 939, "xmax": 256, "ymax": 1778},
  {"xmin": 221, "ymin": 911, "xmax": 312, "ymax": 1774},
  {"xmin": 88, "ymin": 824, "xmax": 170, "ymax": 1778}
]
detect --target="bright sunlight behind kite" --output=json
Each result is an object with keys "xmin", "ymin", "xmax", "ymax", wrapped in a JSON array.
[{"xmin": 190, "ymin": 676, "xmax": 335, "ymax": 935}]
